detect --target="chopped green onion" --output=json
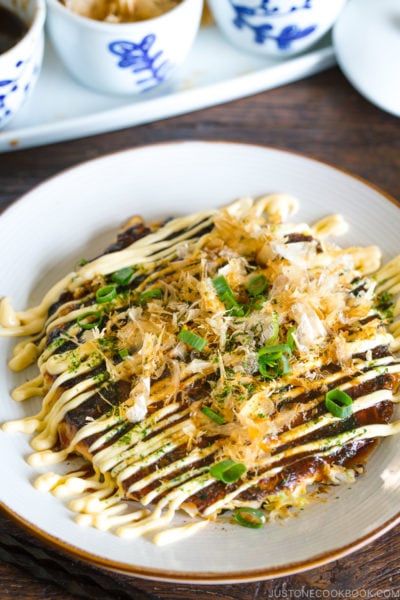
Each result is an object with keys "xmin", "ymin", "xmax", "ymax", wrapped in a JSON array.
[
  {"xmin": 138, "ymin": 288, "xmax": 163, "ymax": 303},
  {"xmin": 233, "ymin": 304, "xmax": 249, "ymax": 317},
  {"xmin": 118, "ymin": 348, "xmax": 129, "ymax": 359},
  {"xmin": 251, "ymin": 296, "xmax": 267, "ymax": 311},
  {"xmin": 111, "ymin": 267, "xmax": 135, "ymax": 286},
  {"xmin": 209, "ymin": 460, "xmax": 246, "ymax": 484},
  {"xmin": 286, "ymin": 326, "xmax": 296, "ymax": 351},
  {"xmin": 74, "ymin": 257, "xmax": 88, "ymax": 270},
  {"xmin": 325, "ymin": 388, "xmax": 353, "ymax": 419},
  {"xmin": 201, "ymin": 406, "xmax": 225, "ymax": 425},
  {"xmin": 212, "ymin": 274, "xmax": 233, "ymax": 300},
  {"xmin": 178, "ymin": 328, "xmax": 207, "ymax": 351},
  {"xmin": 266, "ymin": 311, "xmax": 279, "ymax": 343},
  {"xmin": 278, "ymin": 353, "xmax": 291, "ymax": 376},
  {"xmin": 258, "ymin": 343, "xmax": 292, "ymax": 357},
  {"xmin": 247, "ymin": 274, "xmax": 268, "ymax": 296},
  {"xmin": 258, "ymin": 359, "xmax": 284, "ymax": 380},
  {"xmin": 96, "ymin": 285, "xmax": 117, "ymax": 304},
  {"xmin": 212, "ymin": 275, "xmax": 245, "ymax": 316},
  {"xmin": 257, "ymin": 342, "xmax": 292, "ymax": 380},
  {"xmin": 76, "ymin": 311, "xmax": 102, "ymax": 330},
  {"xmin": 233, "ymin": 507, "xmax": 266, "ymax": 529}
]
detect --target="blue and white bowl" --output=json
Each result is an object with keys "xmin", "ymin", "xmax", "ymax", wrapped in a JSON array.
[
  {"xmin": 0, "ymin": 0, "xmax": 46, "ymax": 129},
  {"xmin": 207, "ymin": 0, "xmax": 347, "ymax": 57},
  {"xmin": 46, "ymin": 0, "xmax": 203, "ymax": 96}
]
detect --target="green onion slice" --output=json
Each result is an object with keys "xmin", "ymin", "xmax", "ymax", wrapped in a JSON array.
[
  {"xmin": 247, "ymin": 274, "xmax": 268, "ymax": 296},
  {"xmin": 258, "ymin": 358, "xmax": 286, "ymax": 380},
  {"xmin": 212, "ymin": 275, "xmax": 245, "ymax": 315},
  {"xmin": 325, "ymin": 388, "xmax": 353, "ymax": 419},
  {"xmin": 286, "ymin": 326, "xmax": 296, "ymax": 351},
  {"xmin": 76, "ymin": 311, "xmax": 102, "ymax": 330},
  {"xmin": 266, "ymin": 311, "xmax": 279, "ymax": 343},
  {"xmin": 74, "ymin": 257, "xmax": 88, "ymax": 270},
  {"xmin": 251, "ymin": 297, "xmax": 267, "ymax": 311},
  {"xmin": 257, "ymin": 343, "xmax": 292, "ymax": 379},
  {"xmin": 258, "ymin": 343, "xmax": 292, "ymax": 357},
  {"xmin": 232, "ymin": 305, "xmax": 249, "ymax": 317},
  {"xmin": 278, "ymin": 353, "xmax": 291, "ymax": 376},
  {"xmin": 178, "ymin": 328, "xmax": 207, "ymax": 351},
  {"xmin": 201, "ymin": 406, "xmax": 225, "ymax": 425},
  {"xmin": 96, "ymin": 285, "xmax": 117, "ymax": 304},
  {"xmin": 111, "ymin": 267, "xmax": 135, "ymax": 286},
  {"xmin": 212, "ymin": 274, "xmax": 234, "ymax": 300},
  {"xmin": 233, "ymin": 507, "xmax": 266, "ymax": 529},
  {"xmin": 138, "ymin": 288, "xmax": 163, "ymax": 303},
  {"xmin": 209, "ymin": 460, "xmax": 246, "ymax": 484},
  {"xmin": 118, "ymin": 348, "xmax": 129, "ymax": 359}
]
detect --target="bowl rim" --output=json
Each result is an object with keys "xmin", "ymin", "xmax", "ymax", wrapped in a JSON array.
[
  {"xmin": 45, "ymin": 0, "xmax": 203, "ymax": 33},
  {"xmin": 0, "ymin": 0, "xmax": 46, "ymax": 60}
]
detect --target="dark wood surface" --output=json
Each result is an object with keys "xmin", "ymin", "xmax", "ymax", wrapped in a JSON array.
[{"xmin": 1, "ymin": 66, "xmax": 400, "ymax": 598}]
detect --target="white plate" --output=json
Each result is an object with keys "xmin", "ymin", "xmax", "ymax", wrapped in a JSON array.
[
  {"xmin": 333, "ymin": 0, "xmax": 400, "ymax": 118},
  {"xmin": 1, "ymin": 141, "xmax": 400, "ymax": 583},
  {"xmin": 0, "ymin": 28, "xmax": 335, "ymax": 153}
]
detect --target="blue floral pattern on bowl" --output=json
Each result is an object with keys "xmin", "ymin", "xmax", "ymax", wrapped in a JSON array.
[
  {"xmin": 229, "ymin": 0, "xmax": 317, "ymax": 49},
  {"xmin": 0, "ymin": 57, "xmax": 40, "ymax": 128},
  {"xmin": 109, "ymin": 34, "xmax": 172, "ymax": 92}
]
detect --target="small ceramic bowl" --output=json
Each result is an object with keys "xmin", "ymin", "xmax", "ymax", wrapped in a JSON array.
[
  {"xmin": 0, "ymin": 0, "xmax": 46, "ymax": 129},
  {"xmin": 46, "ymin": 0, "xmax": 204, "ymax": 95},
  {"xmin": 207, "ymin": 0, "xmax": 347, "ymax": 58}
]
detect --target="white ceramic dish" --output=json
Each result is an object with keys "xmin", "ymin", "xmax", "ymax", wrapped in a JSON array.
[
  {"xmin": 0, "ymin": 28, "xmax": 335, "ymax": 152},
  {"xmin": 0, "ymin": 0, "xmax": 46, "ymax": 129},
  {"xmin": 46, "ymin": 0, "xmax": 203, "ymax": 95},
  {"xmin": 1, "ymin": 141, "xmax": 400, "ymax": 583},
  {"xmin": 333, "ymin": 0, "xmax": 400, "ymax": 118}
]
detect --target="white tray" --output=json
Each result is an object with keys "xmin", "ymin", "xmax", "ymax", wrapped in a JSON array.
[{"xmin": 0, "ymin": 26, "xmax": 335, "ymax": 153}]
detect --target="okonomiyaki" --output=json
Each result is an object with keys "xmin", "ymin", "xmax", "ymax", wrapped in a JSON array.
[{"xmin": 1, "ymin": 193, "xmax": 400, "ymax": 544}]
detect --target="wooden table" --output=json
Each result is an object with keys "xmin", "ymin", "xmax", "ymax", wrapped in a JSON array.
[{"xmin": 1, "ymin": 66, "xmax": 400, "ymax": 599}]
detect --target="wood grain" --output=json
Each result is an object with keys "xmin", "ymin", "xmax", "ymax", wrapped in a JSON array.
[{"xmin": 1, "ymin": 66, "xmax": 400, "ymax": 599}]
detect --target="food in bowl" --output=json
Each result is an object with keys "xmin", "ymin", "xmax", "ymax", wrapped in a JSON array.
[
  {"xmin": 61, "ymin": 0, "xmax": 182, "ymax": 23},
  {"xmin": 1, "ymin": 192, "xmax": 400, "ymax": 545}
]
